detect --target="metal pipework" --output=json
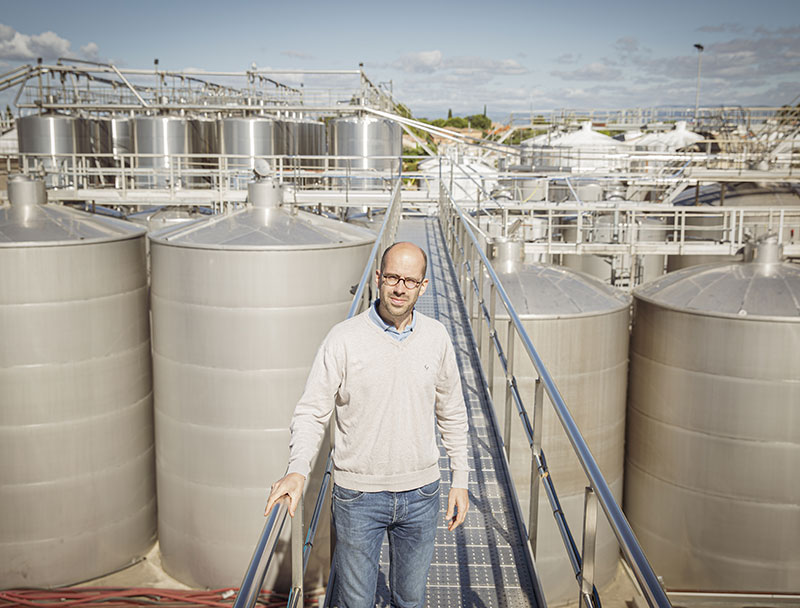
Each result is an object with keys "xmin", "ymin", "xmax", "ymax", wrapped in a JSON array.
[{"xmin": 438, "ymin": 187, "xmax": 672, "ymax": 608}]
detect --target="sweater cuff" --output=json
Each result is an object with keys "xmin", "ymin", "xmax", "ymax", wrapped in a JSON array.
[
  {"xmin": 451, "ymin": 470, "xmax": 469, "ymax": 489},
  {"xmin": 286, "ymin": 460, "xmax": 310, "ymax": 479}
]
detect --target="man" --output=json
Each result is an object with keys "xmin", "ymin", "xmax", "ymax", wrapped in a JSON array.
[{"xmin": 266, "ymin": 242, "xmax": 470, "ymax": 608}]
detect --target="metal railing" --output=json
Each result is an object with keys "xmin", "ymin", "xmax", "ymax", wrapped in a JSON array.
[
  {"xmin": 232, "ymin": 179, "xmax": 403, "ymax": 608},
  {"xmin": 438, "ymin": 183, "xmax": 672, "ymax": 608}
]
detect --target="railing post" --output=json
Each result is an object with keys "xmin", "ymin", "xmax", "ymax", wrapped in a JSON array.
[
  {"xmin": 504, "ymin": 320, "xmax": 515, "ymax": 458},
  {"xmin": 476, "ymin": 257, "xmax": 484, "ymax": 356},
  {"xmin": 290, "ymin": 500, "xmax": 305, "ymax": 608},
  {"xmin": 487, "ymin": 283, "xmax": 496, "ymax": 400},
  {"xmin": 578, "ymin": 487, "xmax": 598, "ymax": 608},
  {"xmin": 528, "ymin": 377, "xmax": 544, "ymax": 554}
]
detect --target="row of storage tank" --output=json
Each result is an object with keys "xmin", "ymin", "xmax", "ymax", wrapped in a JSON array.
[
  {"xmin": 16, "ymin": 113, "xmax": 401, "ymax": 188},
  {"xmin": 1, "ymin": 175, "xmax": 798, "ymax": 603}
]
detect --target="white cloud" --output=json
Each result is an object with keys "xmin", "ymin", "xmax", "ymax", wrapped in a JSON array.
[
  {"xmin": 395, "ymin": 50, "xmax": 443, "ymax": 74},
  {"xmin": 551, "ymin": 62, "xmax": 623, "ymax": 81},
  {"xmin": 80, "ymin": 42, "xmax": 100, "ymax": 61},
  {"xmin": 0, "ymin": 24, "xmax": 72, "ymax": 61}
]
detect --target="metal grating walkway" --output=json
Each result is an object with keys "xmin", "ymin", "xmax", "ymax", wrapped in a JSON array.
[{"xmin": 366, "ymin": 216, "xmax": 542, "ymax": 607}]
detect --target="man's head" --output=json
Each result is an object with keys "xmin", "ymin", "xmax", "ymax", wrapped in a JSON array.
[{"xmin": 376, "ymin": 242, "xmax": 429, "ymax": 328}]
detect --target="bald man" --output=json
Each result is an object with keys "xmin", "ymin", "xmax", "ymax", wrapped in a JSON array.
[{"xmin": 266, "ymin": 242, "xmax": 470, "ymax": 608}]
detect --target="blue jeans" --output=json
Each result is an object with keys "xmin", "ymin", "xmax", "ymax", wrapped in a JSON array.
[{"xmin": 331, "ymin": 479, "xmax": 440, "ymax": 608}]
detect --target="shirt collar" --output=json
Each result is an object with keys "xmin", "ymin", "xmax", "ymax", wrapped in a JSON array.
[{"xmin": 369, "ymin": 299, "xmax": 416, "ymax": 337}]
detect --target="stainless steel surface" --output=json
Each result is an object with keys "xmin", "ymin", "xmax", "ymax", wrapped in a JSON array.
[
  {"xmin": 479, "ymin": 262, "xmax": 630, "ymax": 605},
  {"xmin": 440, "ymin": 190, "xmax": 671, "ymax": 608},
  {"xmin": 328, "ymin": 116, "xmax": 401, "ymax": 190},
  {"xmin": 16, "ymin": 113, "xmax": 91, "ymax": 187},
  {"xmin": 0, "ymin": 176, "xmax": 155, "ymax": 588},
  {"xmin": 219, "ymin": 117, "xmax": 278, "ymax": 186},
  {"xmin": 626, "ymin": 256, "xmax": 800, "ymax": 592},
  {"xmin": 133, "ymin": 116, "xmax": 190, "ymax": 188},
  {"xmin": 233, "ymin": 499, "xmax": 290, "ymax": 608},
  {"xmin": 189, "ymin": 117, "xmax": 219, "ymax": 187},
  {"xmin": 277, "ymin": 118, "xmax": 326, "ymax": 171},
  {"xmin": 150, "ymin": 204, "xmax": 375, "ymax": 590}
]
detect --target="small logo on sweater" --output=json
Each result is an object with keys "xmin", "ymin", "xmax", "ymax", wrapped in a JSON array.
[{"xmin": 424, "ymin": 364, "xmax": 429, "ymax": 370}]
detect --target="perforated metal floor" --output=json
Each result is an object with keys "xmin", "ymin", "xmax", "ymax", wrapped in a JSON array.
[{"xmin": 366, "ymin": 216, "xmax": 541, "ymax": 607}]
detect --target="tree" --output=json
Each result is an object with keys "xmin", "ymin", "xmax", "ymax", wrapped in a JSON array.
[
  {"xmin": 466, "ymin": 114, "xmax": 492, "ymax": 130},
  {"xmin": 447, "ymin": 108, "xmax": 453, "ymax": 119}
]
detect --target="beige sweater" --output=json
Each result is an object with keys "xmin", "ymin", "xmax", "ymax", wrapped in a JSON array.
[{"xmin": 286, "ymin": 309, "xmax": 470, "ymax": 492}]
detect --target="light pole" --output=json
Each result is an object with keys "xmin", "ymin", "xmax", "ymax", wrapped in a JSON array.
[{"xmin": 694, "ymin": 43, "xmax": 704, "ymax": 126}]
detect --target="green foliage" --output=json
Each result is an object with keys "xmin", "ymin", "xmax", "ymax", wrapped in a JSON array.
[
  {"xmin": 466, "ymin": 114, "xmax": 492, "ymax": 130},
  {"xmin": 395, "ymin": 103, "xmax": 412, "ymax": 119},
  {"xmin": 445, "ymin": 116, "xmax": 468, "ymax": 129}
]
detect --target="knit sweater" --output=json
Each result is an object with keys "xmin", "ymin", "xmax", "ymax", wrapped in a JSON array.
[{"xmin": 286, "ymin": 308, "xmax": 470, "ymax": 492}]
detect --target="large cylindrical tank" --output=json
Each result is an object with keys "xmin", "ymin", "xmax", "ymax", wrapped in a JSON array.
[
  {"xmin": 133, "ymin": 116, "xmax": 190, "ymax": 188},
  {"xmin": 150, "ymin": 192, "xmax": 375, "ymax": 590},
  {"xmin": 479, "ymin": 245, "xmax": 631, "ymax": 605},
  {"xmin": 188, "ymin": 117, "xmax": 219, "ymax": 187},
  {"xmin": 625, "ymin": 241, "xmax": 800, "ymax": 593},
  {"xmin": 88, "ymin": 116, "xmax": 132, "ymax": 187},
  {"xmin": 277, "ymin": 118, "xmax": 326, "ymax": 172},
  {"xmin": 0, "ymin": 175, "xmax": 155, "ymax": 587},
  {"xmin": 219, "ymin": 117, "xmax": 278, "ymax": 187},
  {"xmin": 16, "ymin": 113, "xmax": 92, "ymax": 188},
  {"xmin": 328, "ymin": 115, "xmax": 401, "ymax": 190}
]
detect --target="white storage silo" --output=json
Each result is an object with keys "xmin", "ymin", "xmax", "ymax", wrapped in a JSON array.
[
  {"xmin": 0, "ymin": 175, "xmax": 155, "ymax": 587},
  {"xmin": 479, "ymin": 241, "xmax": 631, "ymax": 605},
  {"xmin": 150, "ymin": 184, "xmax": 375, "ymax": 590},
  {"xmin": 625, "ymin": 236, "xmax": 800, "ymax": 593}
]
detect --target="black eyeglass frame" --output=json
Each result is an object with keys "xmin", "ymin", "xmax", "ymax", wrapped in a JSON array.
[{"xmin": 380, "ymin": 272, "xmax": 425, "ymax": 290}]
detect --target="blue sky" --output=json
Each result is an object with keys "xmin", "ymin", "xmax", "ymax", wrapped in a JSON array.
[{"xmin": 1, "ymin": 0, "xmax": 798, "ymax": 120}]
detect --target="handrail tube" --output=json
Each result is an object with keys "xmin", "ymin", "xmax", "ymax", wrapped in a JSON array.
[
  {"xmin": 440, "ymin": 189, "xmax": 671, "ymax": 608},
  {"xmin": 233, "ymin": 501, "xmax": 290, "ymax": 608},
  {"xmin": 303, "ymin": 454, "xmax": 333, "ymax": 573}
]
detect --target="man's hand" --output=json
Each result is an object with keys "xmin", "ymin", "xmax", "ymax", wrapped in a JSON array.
[
  {"xmin": 445, "ymin": 487, "xmax": 469, "ymax": 531},
  {"xmin": 265, "ymin": 473, "xmax": 305, "ymax": 518}
]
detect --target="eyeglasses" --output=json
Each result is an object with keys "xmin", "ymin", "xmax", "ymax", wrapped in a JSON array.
[{"xmin": 381, "ymin": 273, "xmax": 424, "ymax": 289}]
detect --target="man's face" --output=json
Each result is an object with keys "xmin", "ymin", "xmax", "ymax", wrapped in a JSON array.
[{"xmin": 376, "ymin": 245, "xmax": 428, "ymax": 323}]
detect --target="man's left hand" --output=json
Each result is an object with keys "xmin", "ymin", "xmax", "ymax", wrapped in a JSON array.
[{"xmin": 445, "ymin": 487, "xmax": 469, "ymax": 531}]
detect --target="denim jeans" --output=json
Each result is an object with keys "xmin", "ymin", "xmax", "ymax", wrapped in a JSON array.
[{"xmin": 331, "ymin": 479, "xmax": 440, "ymax": 608}]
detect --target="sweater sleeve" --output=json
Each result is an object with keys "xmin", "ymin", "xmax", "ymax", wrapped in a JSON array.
[
  {"xmin": 435, "ymin": 332, "xmax": 470, "ymax": 489},
  {"xmin": 285, "ymin": 331, "xmax": 343, "ymax": 478}
]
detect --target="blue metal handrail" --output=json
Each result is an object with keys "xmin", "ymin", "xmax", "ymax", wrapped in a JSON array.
[{"xmin": 439, "ymin": 185, "xmax": 672, "ymax": 608}]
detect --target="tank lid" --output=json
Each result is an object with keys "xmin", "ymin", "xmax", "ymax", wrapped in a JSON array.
[
  {"xmin": 1, "ymin": 175, "xmax": 145, "ymax": 247},
  {"xmin": 491, "ymin": 263, "xmax": 631, "ymax": 318},
  {"xmin": 149, "ymin": 205, "xmax": 375, "ymax": 250},
  {"xmin": 634, "ymin": 258, "xmax": 800, "ymax": 320}
]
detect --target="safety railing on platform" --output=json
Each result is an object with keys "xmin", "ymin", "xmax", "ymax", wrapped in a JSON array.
[
  {"xmin": 232, "ymin": 179, "xmax": 403, "ymax": 608},
  {"xmin": 438, "ymin": 183, "xmax": 673, "ymax": 608}
]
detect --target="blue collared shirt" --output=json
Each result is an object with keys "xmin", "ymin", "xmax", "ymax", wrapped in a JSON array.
[{"xmin": 369, "ymin": 299, "xmax": 416, "ymax": 341}]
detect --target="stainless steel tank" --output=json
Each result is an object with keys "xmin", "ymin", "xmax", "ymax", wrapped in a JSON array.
[
  {"xmin": 16, "ymin": 113, "xmax": 91, "ymax": 188},
  {"xmin": 150, "ymin": 185, "xmax": 375, "ymax": 590},
  {"xmin": 0, "ymin": 175, "xmax": 155, "ymax": 588},
  {"xmin": 219, "ymin": 117, "xmax": 278, "ymax": 187},
  {"xmin": 277, "ymin": 118, "xmax": 326, "ymax": 172},
  {"xmin": 479, "ymin": 242, "xmax": 631, "ymax": 605},
  {"xmin": 89, "ymin": 116, "xmax": 132, "ymax": 187},
  {"xmin": 188, "ymin": 117, "xmax": 219, "ymax": 187},
  {"xmin": 625, "ymin": 238, "xmax": 800, "ymax": 593},
  {"xmin": 328, "ymin": 115, "xmax": 401, "ymax": 190},
  {"xmin": 133, "ymin": 116, "xmax": 190, "ymax": 188}
]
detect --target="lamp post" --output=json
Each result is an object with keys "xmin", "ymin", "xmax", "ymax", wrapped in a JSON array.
[{"xmin": 693, "ymin": 43, "xmax": 704, "ymax": 126}]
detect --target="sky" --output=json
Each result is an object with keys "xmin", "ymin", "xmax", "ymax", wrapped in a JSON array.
[{"xmin": 0, "ymin": 0, "xmax": 798, "ymax": 121}]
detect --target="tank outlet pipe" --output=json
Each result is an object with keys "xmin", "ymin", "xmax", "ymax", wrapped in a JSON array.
[
  {"xmin": 753, "ymin": 233, "xmax": 783, "ymax": 264},
  {"xmin": 7, "ymin": 173, "xmax": 47, "ymax": 206},
  {"xmin": 248, "ymin": 178, "xmax": 282, "ymax": 209}
]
